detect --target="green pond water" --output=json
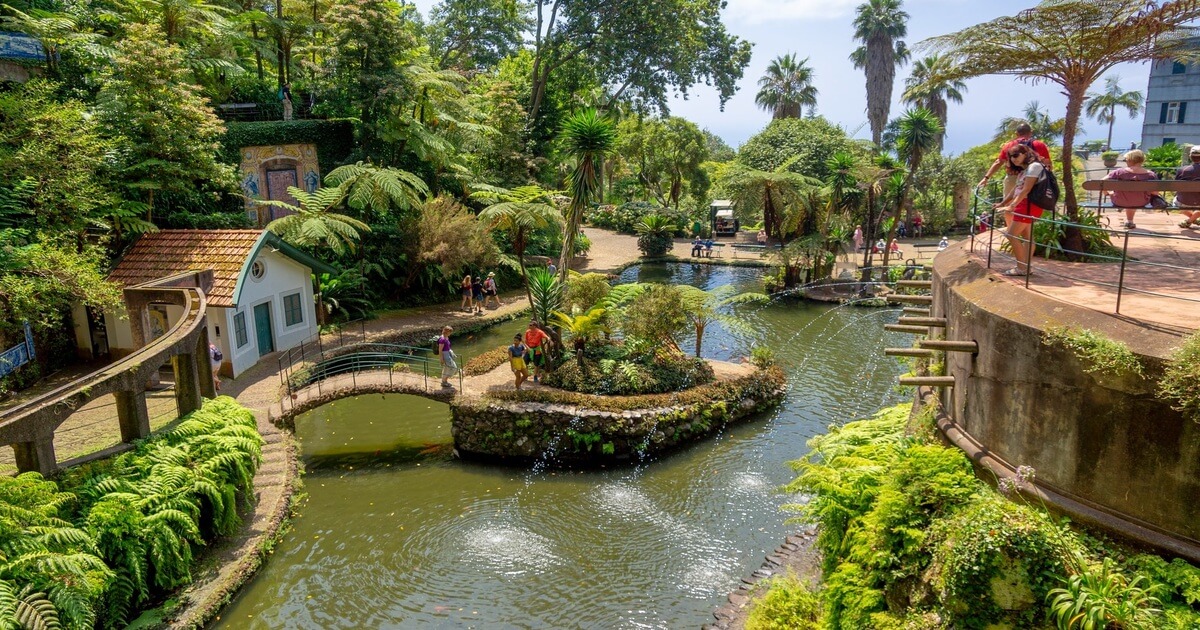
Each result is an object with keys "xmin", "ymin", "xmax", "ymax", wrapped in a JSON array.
[{"xmin": 215, "ymin": 263, "xmax": 906, "ymax": 629}]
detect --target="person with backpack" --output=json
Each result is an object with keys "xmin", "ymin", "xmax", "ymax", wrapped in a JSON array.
[
  {"xmin": 1104, "ymin": 149, "xmax": 1160, "ymax": 230},
  {"xmin": 994, "ymin": 143, "xmax": 1056, "ymax": 276},
  {"xmin": 978, "ymin": 123, "xmax": 1053, "ymax": 199},
  {"xmin": 208, "ymin": 342, "xmax": 223, "ymax": 392},
  {"xmin": 482, "ymin": 272, "xmax": 499, "ymax": 308}
]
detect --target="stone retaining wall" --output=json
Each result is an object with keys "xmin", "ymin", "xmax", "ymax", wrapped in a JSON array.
[{"xmin": 451, "ymin": 368, "xmax": 786, "ymax": 465}]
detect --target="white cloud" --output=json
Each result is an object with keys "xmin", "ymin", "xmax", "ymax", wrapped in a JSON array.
[{"xmin": 723, "ymin": 0, "xmax": 861, "ymax": 25}]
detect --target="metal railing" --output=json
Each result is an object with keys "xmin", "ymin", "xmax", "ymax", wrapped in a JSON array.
[
  {"xmin": 277, "ymin": 338, "xmax": 461, "ymax": 414},
  {"xmin": 968, "ymin": 190, "xmax": 1200, "ymax": 315}
]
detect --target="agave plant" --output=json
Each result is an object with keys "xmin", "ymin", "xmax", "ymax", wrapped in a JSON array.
[
  {"xmin": 633, "ymin": 214, "xmax": 679, "ymax": 257},
  {"xmin": 559, "ymin": 109, "xmax": 617, "ymax": 279}
]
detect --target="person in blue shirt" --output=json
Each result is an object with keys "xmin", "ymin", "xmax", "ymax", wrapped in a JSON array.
[
  {"xmin": 703, "ymin": 238, "xmax": 714, "ymax": 257},
  {"xmin": 691, "ymin": 236, "xmax": 703, "ymax": 256}
]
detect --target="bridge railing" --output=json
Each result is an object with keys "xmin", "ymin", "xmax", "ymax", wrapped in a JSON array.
[{"xmin": 278, "ymin": 342, "xmax": 461, "ymax": 414}]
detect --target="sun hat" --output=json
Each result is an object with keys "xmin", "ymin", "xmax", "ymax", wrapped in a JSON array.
[
  {"xmin": 1190, "ymin": 146, "xmax": 1200, "ymax": 156},
  {"xmin": 488, "ymin": 272, "xmax": 495, "ymax": 277}
]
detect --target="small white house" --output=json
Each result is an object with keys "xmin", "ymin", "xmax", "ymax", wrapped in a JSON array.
[{"xmin": 71, "ymin": 229, "xmax": 334, "ymax": 378}]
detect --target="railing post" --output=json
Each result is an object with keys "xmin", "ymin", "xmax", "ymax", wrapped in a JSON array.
[
  {"xmin": 970, "ymin": 192, "xmax": 978, "ymax": 253},
  {"xmin": 1115, "ymin": 230, "xmax": 1132, "ymax": 314},
  {"xmin": 987, "ymin": 205, "xmax": 997, "ymax": 270},
  {"xmin": 1025, "ymin": 218, "xmax": 1035, "ymax": 290}
]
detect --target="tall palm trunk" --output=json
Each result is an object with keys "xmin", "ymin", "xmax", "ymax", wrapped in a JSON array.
[{"xmin": 1061, "ymin": 85, "xmax": 1086, "ymax": 258}]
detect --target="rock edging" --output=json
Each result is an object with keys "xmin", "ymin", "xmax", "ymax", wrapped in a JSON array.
[
  {"xmin": 705, "ymin": 525, "xmax": 820, "ymax": 630},
  {"xmin": 451, "ymin": 366, "xmax": 786, "ymax": 465}
]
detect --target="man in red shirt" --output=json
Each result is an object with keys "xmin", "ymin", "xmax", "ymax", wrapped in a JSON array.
[
  {"xmin": 524, "ymin": 319, "xmax": 553, "ymax": 382},
  {"xmin": 977, "ymin": 123, "xmax": 1053, "ymax": 199}
]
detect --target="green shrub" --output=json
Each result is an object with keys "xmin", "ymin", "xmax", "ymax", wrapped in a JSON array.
[
  {"xmin": 585, "ymin": 201, "xmax": 695, "ymax": 235},
  {"xmin": 463, "ymin": 345, "xmax": 510, "ymax": 376},
  {"xmin": 543, "ymin": 350, "xmax": 714, "ymax": 395},
  {"xmin": 1042, "ymin": 326, "xmax": 1143, "ymax": 378},
  {"xmin": 486, "ymin": 364, "xmax": 785, "ymax": 412},
  {"xmin": 1049, "ymin": 555, "xmax": 1162, "ymax": 630},
  {"xmin": 219, "ymin": 119, "xmax": 357, "ymax": 174},
  {"xmin": 1159, "ymin": 331, "xmax": 1200, "ymax": 423},
  {"xmin": 745, "ymin": 573, "xmax": 822, "ymax": 630},
  {"xmin": 750, "ymin": 346, "xmax": 775, "ymax": 368},
  {"xmin": 634, "ymin": 214, "xmax": 678, "ymax": 257}
]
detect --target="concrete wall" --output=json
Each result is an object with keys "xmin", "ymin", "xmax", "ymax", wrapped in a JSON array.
[{"xmin": 933, "ymin": 248, "xmax": 1200, "ymax": 544}]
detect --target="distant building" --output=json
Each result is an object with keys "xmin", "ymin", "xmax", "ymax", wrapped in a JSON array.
[
  {"xmin": 0, "ymin": 31, "xmax": 46, "ymax": 83},
  {"xmin": 1141, "ymin": 39, "xmax": 1200, "ymax": 148}
]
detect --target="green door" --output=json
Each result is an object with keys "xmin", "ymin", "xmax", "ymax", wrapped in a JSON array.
[{"xmin": 253, "ymin": 302, "xmax": 274, "ymax": 356}]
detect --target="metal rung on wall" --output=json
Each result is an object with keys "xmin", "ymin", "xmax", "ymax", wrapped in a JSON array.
[
  {"xmin": 887, "ymin": 294, "xmax": 933, "ymax": 304},
  {"xmin": 898, "ymin": 316, "xmax": 947, "ymax": 327},
  {"xmin": 899, "ymin": 376, "xmax": 956, "ymax": 387},
  {"xmin": 917, "ymin": 340, "xmax": 979, "ymax": 353},
  {"xmin": 902, "ymin": 307, "xmax": 931, "ymax": 315},
  {"xmin": 884, "ymin": 324, "xmax": 930, "ymax": 334},
  {"xmin": 884, "ymin": 347, "xmax": 936, "ymax": 358}
]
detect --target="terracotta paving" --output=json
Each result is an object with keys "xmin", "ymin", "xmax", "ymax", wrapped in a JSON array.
[{"xmin": 966, "ymin": 209, "xmax": 1200, "ymax": 332}]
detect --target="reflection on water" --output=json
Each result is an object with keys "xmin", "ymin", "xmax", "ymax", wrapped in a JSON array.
[{"xmin": 216, "ymin": 263, "xmax": 905, "ymax": 629}]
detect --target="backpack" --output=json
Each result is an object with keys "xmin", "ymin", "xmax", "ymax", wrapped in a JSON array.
[{"xmin": 1028, "ymin": 167, "xmax": 1060, "ymax": 211}]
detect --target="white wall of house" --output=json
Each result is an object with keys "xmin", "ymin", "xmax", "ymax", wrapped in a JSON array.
[{"xmin": 227, "ymin": 249, "xmax": 317, "ymax": 377}]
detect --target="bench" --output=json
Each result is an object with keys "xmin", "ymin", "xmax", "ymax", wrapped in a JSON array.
[
  {"xmin": 729, "ymin": 243, "xmax": 781, "ymax": 258},
  {"xmin": 217, "ymin": 102, "xmax": 259, "ymax": 120},
  {"xmin": 689, "ymin": 243, "xmax": 725, "ymax": 258},
  {"xmin": 912, "ymin": 242, "xmax": 942, "ymax": 257},
  {"xmin": 1081, "ymin": 179, "xmax": 1200, "ymax": 212}
]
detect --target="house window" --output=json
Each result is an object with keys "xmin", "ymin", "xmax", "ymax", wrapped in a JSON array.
[
  {"xmin": 234, "ymin": 311, "xmax": 248, "ymax": 348},
  {"xmin": 1173, "ymin": 61, "xmax": 1187, "ymax": 75},
  {"xmin": 1167, "ymin": 102, "xmax": 1181, "ymax": 123},
  {"xmin": 250, "ymin": 259, "xmax": 266, "ymax": 280},
  {"xmin": 1164, "ymin": 138, "xmax": 1176, "ymax": 146},
  {"xmin": 283, "ymin": 292, "xmax": 304, "ymax": 326}
]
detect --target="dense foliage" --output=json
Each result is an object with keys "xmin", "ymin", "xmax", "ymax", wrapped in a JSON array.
[
  {"xmin": 0, "ymin": 397, "xmax": 262, "ymax": 629},
  {"xmin": 771, "ymin": 403, "xmax": 1200, "ymax": 629}
]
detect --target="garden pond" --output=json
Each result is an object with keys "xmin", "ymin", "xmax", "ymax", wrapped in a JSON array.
[{"xmin": 215, "ymin": 263, "xmax": 907, "ymax": 628}]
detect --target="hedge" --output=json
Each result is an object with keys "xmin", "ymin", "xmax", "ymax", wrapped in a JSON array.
[{"xmin": 219, "ymin": 119, "xmax": 358, "ymax": 175}]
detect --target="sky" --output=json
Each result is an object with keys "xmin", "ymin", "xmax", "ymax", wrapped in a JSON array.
[{"xmin": 409, "ymin": 0, "xmax": 1153, "ymax": 155}]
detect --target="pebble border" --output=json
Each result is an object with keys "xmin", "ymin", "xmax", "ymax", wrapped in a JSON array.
[{"xmin": 704, "ymin": 525, "xmax": 819, "ymax": 630}]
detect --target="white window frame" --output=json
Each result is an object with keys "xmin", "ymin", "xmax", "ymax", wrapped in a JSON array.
[
  {"xmin": 1167, "ymin": 102, "xmax": 1181, "ymax": 124},
  {"xmin": 282, "ymin": 292, "xmax": 304, "ymax": 327}
]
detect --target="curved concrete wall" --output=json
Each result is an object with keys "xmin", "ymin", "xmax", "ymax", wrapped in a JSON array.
[{"xmin": 932, "ymin": 247, "xmax": 1200, "ymax": 547}]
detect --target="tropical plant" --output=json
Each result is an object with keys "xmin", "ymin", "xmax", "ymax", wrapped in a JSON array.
[
  {"xmin": 526, "ymin": 267, "xmax": 565, "ymax": 339},
  {"xmin": 622, "ymin": 284, "xmax": 688, "ymax": 354},
  {"xmin": 677, "ymin": 285, "xmax": 769, "ymax": 357},
  {"xmin": 264, "ymin": 185, "xmax": 372, "ymax": 256},
  {"xmin": 558, "ymin": 109, "xmax": 618, "ymax": 280},
  {"xmin": 901, "ymin": 54, "xmax": 966, "ymax": 151},
  {"xmin": 888, "ymin": 108, "xmax": 942, "ymax": 267},
  {"xmin": 313, "ymin": 270, "xmax": 373, "ymax": 325},
  {"xmin": 324, "ymin": 161, "xmax": 430, "ymax": 220},
  {"xmin": 850, "ymin": 0, "xmax": 910, "ymax": 147},
  {"xmin": 755, "ymin": 53, "xmax": 819, "ymax": 119},
  {"xmin": 634, "ymin": 214, "xmax": 678, "ymax": 257},
  {"xmin": 472, "ymin": 184, "xmax": 562, "ymax": 307},
  {"xmin": 922, "ymin": 0, "xmax": 1200, "ymax": 254},
  {"xmin": 723, "ymin": 161, "xmax": 821, "ymax": 242},
  {"xmin": 995, "ymin": 100, "xmax": 1069, "ymax": 145},
  {"xmin": 551, "ymin": 307, "xmax": 608, "ymax": 368},
  {"xmin": 1085, "ymin": 76, "xmax": 1143, "ymax": 152},
  {"xmin": 1049, "ymin": 554, "xmax": 1162, "ymax": 629}
]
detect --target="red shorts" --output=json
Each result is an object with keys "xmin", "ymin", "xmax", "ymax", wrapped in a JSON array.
[{"xmin": 1011, "ymin": 199, "xmax": 1043, "ymax": 224}]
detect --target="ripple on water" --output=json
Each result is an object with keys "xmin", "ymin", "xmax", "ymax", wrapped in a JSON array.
[{"xmin": 460, "ymin": 523, "xmax": 561, "ymax": 576}]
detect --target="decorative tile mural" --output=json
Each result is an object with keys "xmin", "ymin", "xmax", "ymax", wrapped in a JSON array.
[{"xmin": 238, "ymin": 143, "xmax": 320, "ymax": 226}]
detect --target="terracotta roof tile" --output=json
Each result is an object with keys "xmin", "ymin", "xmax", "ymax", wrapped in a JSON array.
[{"xmin": 108, "ymin": 230, "xmax": 265, "ymax": 307}]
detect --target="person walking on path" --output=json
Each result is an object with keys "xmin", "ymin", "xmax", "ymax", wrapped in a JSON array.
[
  {"xmin": 1104, "ymin": 149, "xmax": 1159, "ymax": 230},
  {"xmin": 524, "ymin": 319, "xmax": 552, "ymax": 383},
  {"xmin": 460, "ymin": 275, "xmax": 473, "ymax": 311},
  {"xmin": 482, "ymin": 272, "xmax": 500, "ymax": 308},
  {"xmin": 280, "ymin": 83, "xmax": 293, "ymax": 121},
  {"xmin": 993, "ymin": 143, "xmax": 1049, "ymax": 276},
  {"xmin": 208, "ymin": 342, "xmax": 223, "ymax": 392},
  {"xmin": 546, "ymin": 259, "xmax": 557, "ymax": 275},
  {"xmin": 437, "ymin": 326, "xmax": 458, "ymax": 388},
  {"xmin": 471, "ymin": 276, "xmax": 484, "ymax": 314},
  {"xmin": 978, "ymin": 122, "xmax": 1053, "ymax": 199},
  {"xmin": 1177, "ymin": 146, "xmax": 1200, "ymax": 228},
  {"xmin": 508, "ymin": 334, "xmax": 529, "ymax": 390},
  {"xmin": 852, "ymin": 225, "xmax": 864, "ymax": 255}
]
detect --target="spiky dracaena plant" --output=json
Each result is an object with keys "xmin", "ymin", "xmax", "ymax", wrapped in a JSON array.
[{"xmin": 558, "ymin": 110, "xmax": 617, "ymax": 280}]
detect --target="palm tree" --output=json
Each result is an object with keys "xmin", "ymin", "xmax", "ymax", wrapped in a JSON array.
[
  {"xmin": 755, "ymin": 54, "xmax": 819, "ymax": 119},
  {"xmin": 724, "ymin": 162, "xmax": 821, "ymax": 242},
  {"xmin": 1085, "ymin": 76, "xmax": 1143, "ymax": 151},
  {"xmin": 324, "ymin": 161, "xmax": 429, "ymax": 219},
  {"xmin": 887, "ymin": 108, "xmax": 941, "ymax": 268},
  {"xmin": 634, "ymin": 214, "xmax": 678, "ymax": 257},
  {"xmin": 552, "ymin": 307, "xmax": 608, "ymax": 368},
  {"xmin": 558, "ymin": 109, "xmax": 617, "ymax": 281},
  {"xmin": 994, "ymin": 101, "xmax": 1068, "ymax": 145},
  {"xmin": 263, "ymin": 185, "xmax": 371, "ymax": 256},
  {"xmin": 901, "ymin": 54, "xmax": 966, "ymax": 151},
  {"xmin": 851, "ymin": 0, "xmax": 910, "ymax": 148},
  {"xmin": 471, "ymin": 184, "xmax": 562, "ymax": 307}
]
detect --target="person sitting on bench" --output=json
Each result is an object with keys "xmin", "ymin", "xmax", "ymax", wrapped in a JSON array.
[
  {"xmin": 691, "ymin": 236, "xmax": 704, "ymax": 256},
  {"xmin": 703, "ymin": 238, "xmax": 714, "ymax": 257}
]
